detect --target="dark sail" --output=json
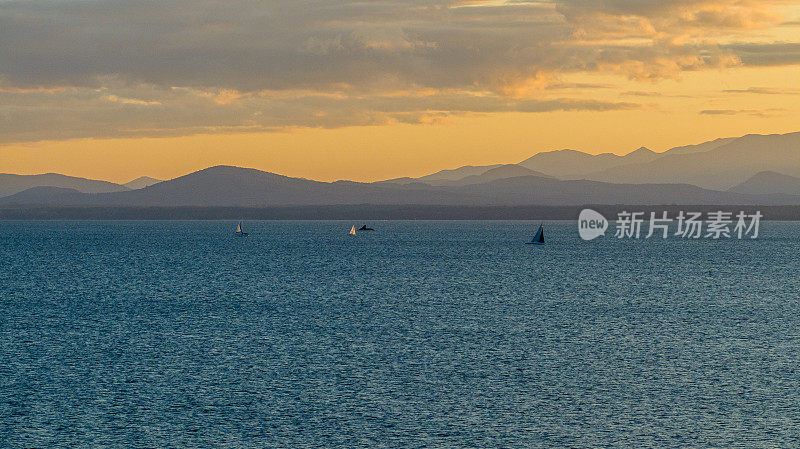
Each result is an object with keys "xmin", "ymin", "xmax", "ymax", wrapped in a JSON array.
[
  {"xmin": 527, "ymin": 223, "xmax": 545, "ymax": 245},
  {"xmin": 525, "ymin": 223, "xmax": 546, "ymax": 245}
]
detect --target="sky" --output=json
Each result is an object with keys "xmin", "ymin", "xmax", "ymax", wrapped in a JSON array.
[{"xmin": 1, "ymin": 0, "xmax": 799, "ymax": 183}]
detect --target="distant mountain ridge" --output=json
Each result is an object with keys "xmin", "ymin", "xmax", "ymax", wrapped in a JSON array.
[
  {"xmin": 380, "ymin": 164, "xmax": 503, "ymax": 185},
  {"xmin": 582, "ymin": 132, "xmax": 800, "ymax": 189},
  {"xmin": 0, "ymin": 186, "xmax": 85, "ymax": 205},
  {"xmin": 0, "ymin": 173, "xmax": 129, "ymax": 198},
  {"xmin": 1, "ymin": 164, "xmax": 795, "ymax": 208},
  {"xmin": 124, "ymin": 176, "xmax": 162, "ymax": 190},
  {"xmin": 381, "ymin": 146, "xmax": 660, "ymax": 186},
  {"xmin": 518, "ymin": 146, "xmax": 659, "ymax": 178},
  {"xmin": 1, "ymin": 131, "xmax": 798, "ymax": 207},
  {"xmin": 381, "ymin": 132, "xmax": 796, "ymax": 191},
  {"xmin": 418, "ymin": 164, "xmax": 553, "ymax": 187},
  {"xmin": 729, "ymin": 171, "xmax": 800, "ymax": 195},
  {"xmin": 659, "ymin": 137, "xmax": 736, "ymax": 156}
]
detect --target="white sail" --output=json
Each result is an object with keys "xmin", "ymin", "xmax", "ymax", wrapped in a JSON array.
[
  {"xmin": 349, "ymin": 225, "xmax": 356, "ymax": 235},
  {"xmin": 236, "ymin": 222, "xmax": 243, "ymax": 233}
]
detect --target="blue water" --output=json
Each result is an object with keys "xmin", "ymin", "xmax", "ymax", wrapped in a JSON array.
[{"xmin": 1, "ymin": 220, "xmax": 799, "ymax": 448}]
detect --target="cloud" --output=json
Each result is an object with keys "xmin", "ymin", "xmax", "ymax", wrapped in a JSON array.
[
  {"xmin": 0, "ymin": 0, "xmax": 794, "ymax": 142},
  {"xmin": 722, "ymin": 87, "xmax": 800, "ymax": 95},
  {"xmin": 1, "ymin": 0, "xmax": 789, "ymax": 92},
  {"xmin": 0, "ymin": 84, "xmax": 638, "ymax": 143},
  {"xmin": 622, "ymin": 91, "xmax": 662, "ymax": 96},
  {"xmin": 546, "ymin": 82, "xmax": 615, "ymax": 90},
  {"xmin": 103, "ymin": 95, "xmax": 162, "ymax": 106},
  {"xmin": 721, "ymin": 42, "xmax": 800, "ymax": 67},
  {"xmin": 700, "ymin": 108, "xmax": 786, "ymax": 117}
]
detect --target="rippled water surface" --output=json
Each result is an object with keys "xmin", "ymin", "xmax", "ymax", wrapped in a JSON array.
[{"xmin": 1, "ymin": 220, "xmax": 799, "ymax": 448}]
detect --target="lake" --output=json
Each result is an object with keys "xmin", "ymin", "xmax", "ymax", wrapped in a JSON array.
[{"xmin": 1, "ymin": 220, "xmax": 799, "ymax": 447}]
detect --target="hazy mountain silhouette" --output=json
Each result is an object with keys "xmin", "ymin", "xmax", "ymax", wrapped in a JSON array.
[
  {"xmin": 399, "ymin": 137, "xmax": 744, "ymax": 186},
  {"xmin": 0, "ymin": 173, "xmax": 128, "ymax": 197},
  {"xmin": 518, "ymin": 146, "xmax": 659, "ymax": 178},
  {"xmin": 379, "ymin": 163, "xmax": 551, "ymax": 186},
  {"xmin": 1, "ymin": 165, "xmax": 795, "ymax": 207},
  {"xmin": 660, "ymin": 137, "xmax": 736, "ymax": 156},
  {"xmin": 123, "ymin": 176, "xmax": 162, "ymax": 190},
  {"xmin": 729, "ymin": 171, "xmax": 800, "ymax": 195},
  {"xmin": 21, "ymin": 166, "xmax": 469, "ymax": 207},
  {"xmin": 441, "ymin": 176, "xmax": 794, "ymax": 205},
  {"xmin": 417, "ymin": 164, "xmax": 503, "ymax": 182},
  {"xmin": 382, "ymin": 133, "xmax": 792, "ymax": 190},
  {"xmin": 380, "ymin": 164, "xmax": 503, "ymax": 185},
  {"xmin": 423, "ymin": 164, "xmax": 553, "ymax": 186},
  {"xmin": 2, "ymin": 131, "xmax": 798, "ymax": 208},
  {"xmin": 584, "ymin": 132, "xmax": 800, "ymax": 189},
  {"xmin": 0, "ymin": 186, "xmax": 87, "ymax": 205}
]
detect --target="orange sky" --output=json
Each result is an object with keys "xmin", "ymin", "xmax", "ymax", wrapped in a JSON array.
[{"xmin": 1, "ymin": 1, "xmax": 799, "ymax": 183}]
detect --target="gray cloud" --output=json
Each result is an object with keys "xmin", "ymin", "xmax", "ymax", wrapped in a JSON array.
[
  {"xmin": 0, "ymin": 85, "xmax": 637, "ymax": 143},
  {"xmin": 0, "ymin": 0, "xmax": 572, "ymax": 93},
  {"xmin": 0, "ymin": 0, "xmax": 793, "ymax": 142},
  {"xmin": 700, "ymin": 108, "xmax": 786, "ymax": 117},
  {"xmin": 546, "ymin": 83, "xmax": 615, "ymax": 90},
  {"xmin": 622, "ymin": 91, "xmax": 662, "ymax": 97},
  {"xmin": 721, "ymin": 43, "xmax": 800, "ymax": 67},
  {"xmin": 722, "ymin": 87, "xmax": 800, "ymax": 95},
  {"xmin": 2, "ymin": 0, "xmax": 788, "ymax": 92}
]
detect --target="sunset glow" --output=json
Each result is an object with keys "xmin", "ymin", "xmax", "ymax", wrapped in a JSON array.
[{"xmin": 1, "ymin": 0, "xmax": 799, "ymax": 182}]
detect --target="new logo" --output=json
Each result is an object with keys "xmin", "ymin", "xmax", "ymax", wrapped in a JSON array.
[{"xmin": 578, "ymin": 209, "xmax": 608, "ymax": 241}]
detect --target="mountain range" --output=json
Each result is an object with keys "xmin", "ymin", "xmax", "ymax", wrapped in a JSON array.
[
  {"xmin": 380, "ymin": 132, "xmax": 800, "ymax": 191},
  {"xmin": 0, "ymin": 173, "xmax": 129, "ymax": 198},
  {"xmin": 580, "ymin": 133, "xmax": 800, "ymax": 190},
  {"xmin": 729, "ymin": 171, "xmax": 800, "ymax": 196},
  {"xmin": 123, "ymin": 176, "xmax": 162, "ymax": 190},
  {"xmin": 0, "ymin": 173, "xmax": 163, "ymax": 198},
  {"xmin": 1, "ymin": 132, "xmax": 798, "ymax": 208}
]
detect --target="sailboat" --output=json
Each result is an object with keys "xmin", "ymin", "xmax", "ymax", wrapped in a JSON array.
[
  {"xmin": 526, "ymin": 223, "xmax": 545, "ymax": 245},
  {"xmin": 349, "ymin": 225, "xmax": 356, "ymax": 236},
  {"xmin": 236, "ymin": 221, "xmax": 250, "ymax": 236}
]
